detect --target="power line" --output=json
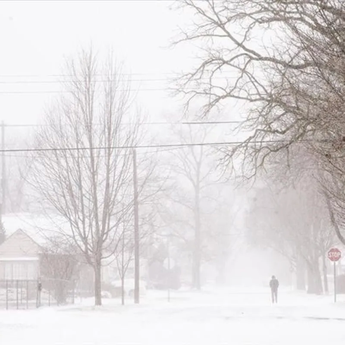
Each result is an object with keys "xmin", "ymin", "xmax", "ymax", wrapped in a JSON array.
[
  {"xmin": 2, "ymin": 0, "xmax": 175, "ymax": 2},
  {"xmin": 0, "ymin": 76, "xmax": 235, "ymax": 84},
  {"xmin": 0, "ymin": 79, "xmax": 169, "ymax": 84},
  {"xmin": 0, "ymin": 73, "xmax": 177, "ymax": 78},
  {"xmin": 2, "ymin": 121, "xmax": 243, "ymax": 128},
  {"xmin": 0, "ymin": 139, "xmax": 306, "ymax": 154},
  {"xmin": 2, "ymin": 145, "xmax": 187, "ymax": 158},
  {"xmin": 0, "ymin": 89, "xmax": 172, "ymax": 94},
  {"xmin": 182, "ymin": 121, "xmax": 242, "ymax": 125},
  {"xmin": 0, "ymin": 0, "xmax": 204, "ymax": 2}
]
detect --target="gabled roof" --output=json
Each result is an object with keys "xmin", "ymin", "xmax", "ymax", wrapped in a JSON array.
[
  {"xmin": 0, "ymin": 228, "xmax": 42, "ymax": 258},
  {"xmin": 2, "ymin": 228, "xmax": 41, "ymax": 248},
  {"xmin": 2, "ymin": 213, "xmax": 70, "ymax": 246}
]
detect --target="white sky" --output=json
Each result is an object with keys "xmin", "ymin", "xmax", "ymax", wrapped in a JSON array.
[{"xmin": 0, "ymin": 1, "xmax": 194, "ymax": 125}]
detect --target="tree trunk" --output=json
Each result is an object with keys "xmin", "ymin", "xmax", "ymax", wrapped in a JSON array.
[
  {"xmin": 94, "ymin": 263, "xmax": 102, "ymax": 306},
  {"xmin": 296, "ymin": 257, "xmax": 306, "ymax": 290},
  {"xmin": 193, "ymin": 175, "xmax": 201, "ymax": 290},
  {"xmin": 121, "ymin": 276, "xmax": 125, "ymax": 306},
  {"xmin": 325, "ymin": 194, "xmax": 345, "ymax": 245},
  {"xmin": 193, "ymin": 235, "xmax": 201, "ymax": 289},
  {"xmin": 193, "ymin": 188, "xmax": 201, "ymax": 290},
  {"xmin": 322, "ymin": 254, "xmax": 329, "ymax": 294},
  {"xmin": 216, "ymin": 260, "xmax": 226, "ymax": 285},
  {"xmin": 307, "ymin": 260, "xmax": 323, "ymax": 295},
  {"xmin": 307, "ymin": 267, "xmax": 315, "ymax": 294}
]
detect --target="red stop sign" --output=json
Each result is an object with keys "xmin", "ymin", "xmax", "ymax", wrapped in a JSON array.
[{"xmin": 328, "ymin": 248, "xmax": 342, "ymax": 262}]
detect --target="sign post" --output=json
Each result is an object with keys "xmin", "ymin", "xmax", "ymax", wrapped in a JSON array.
[
  {"xmin": 164, "ymin": 256, "xmax": 175, "ymax": 302},
  {"xmin": 333, "ymin": 261, "xmax": 337, "ymax": 303},
  {"xmin": 328, "ymin": 248, "xmax": 341, "ymax": 303}
]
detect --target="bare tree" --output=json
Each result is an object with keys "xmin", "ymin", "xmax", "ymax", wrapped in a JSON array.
[
  {"xmin": 174, "ymin": 0, "xmax": 345, "ymax": 245},
  {"xmin": 40, "ymin": 236, "xmax": 80, "ymax": 304},
  {"xmin": 246, "ymin": 176, "xmax": 337, "ymax": 294},
  {"xmin": 115, "ymin": 219, "xmax": 134, "ymax": 305},
  {"xmin": 319, "ymin": 147, "xmax": 345, "ymax": 246},
  {"xmin": 175, "ymin": 0, "xmax": 345, "ymax": 146},
  {"xmin": 0, "ymin": 130, "xmax": 35, "ymax": 213},
  {"xmin": 30, "ymin": 48, "xmax": 143, "ymax": 305},
  {"xmin": 159, "ymin": 124, "xmax": 223, "ymax": 289}
]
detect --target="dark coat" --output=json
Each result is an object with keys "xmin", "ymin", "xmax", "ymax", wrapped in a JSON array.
[{"xmin": 270, "ymin": 278, "xmax": 279, "ymax": 291}]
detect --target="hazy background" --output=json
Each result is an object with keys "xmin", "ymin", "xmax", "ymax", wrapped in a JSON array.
[{"xmin": 0, "ymin": 1, "xmax": 318, "ymax": 291}]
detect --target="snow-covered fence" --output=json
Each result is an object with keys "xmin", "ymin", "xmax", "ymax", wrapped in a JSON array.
[
  {"xmin": 0, "ymin": 280, "xmax": 36, "ymax": 309},
  {"xmin": 0, "ymin": 278, "xmax": 76, "ymax": 310}
]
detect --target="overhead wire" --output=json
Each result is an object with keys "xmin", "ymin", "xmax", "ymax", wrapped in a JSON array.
[
  {"xmin": 0, "ymin": 89, "xmax": 171, "ymax": 94},
  {"xmin": 0, "ymin": 75, "xmax": 236, "ymax": 83},
  {"xmin": 1, "ymin": 121, "xmax": 243, "ymax": 127},
  {"xmin": 1, "ymin": 0, "xmax": 218, "ymax": 3},
  {"xmin": 3, "ymin": 144, "xmax": 188, "ymax": 159},
  {"xmin": 0, "ymin": 139, "xmax": 310, "ymax": 154},
  {"xmin": 0, "ymin": 72, "xmax": 177, "ymax": 78},
  {"xmin": 0, "ymin": 73, "xmax": 237, "ymax": 94}
]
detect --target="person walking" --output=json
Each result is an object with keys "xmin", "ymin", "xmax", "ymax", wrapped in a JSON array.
[{"xmin": 270, "ymin": 275, "xmax": 279, "ymax": 304}]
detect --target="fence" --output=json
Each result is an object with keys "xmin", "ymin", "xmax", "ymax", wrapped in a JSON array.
[{"xmin": 0, "ymin": 279, "xmax": 76, "ymax": 310}]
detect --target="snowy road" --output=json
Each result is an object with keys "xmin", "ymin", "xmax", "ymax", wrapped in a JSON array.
[{"xmin": 1, "ymin": 288, "xmax": 345, "ymax": 345}]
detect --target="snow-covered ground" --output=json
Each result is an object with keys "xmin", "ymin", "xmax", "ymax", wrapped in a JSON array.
[{"xmin": 1, "ymin": 287, "xmax": 345, "ymax": 345}]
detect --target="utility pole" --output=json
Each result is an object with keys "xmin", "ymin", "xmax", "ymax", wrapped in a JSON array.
[
  {"xmin": 133, "ymin": 148, "xmax": 140, "ymax": 304},
  {"xmin": 167, "ymin": 234, "xmax": 171, "ymax": 302},
  {"xmin": 0, "ymin": 121, "xmax": 5, "ymax": 224}
]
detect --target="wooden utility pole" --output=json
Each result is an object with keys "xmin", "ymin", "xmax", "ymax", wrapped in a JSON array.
[
  {"xmin": 0, "ymin": 121, "xmax": 5, "ymax": 223},
  {"xmin": 133, "ymin": 148, "xmax": 140, "ymax": 304}
]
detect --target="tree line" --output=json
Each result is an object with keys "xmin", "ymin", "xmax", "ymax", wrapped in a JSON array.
[
  {"xmin": 174, "ymin": 0, "xmax": 345, "ymax": 294},
  {"xmin": 0, "ymin": 48, "xmax": 236, "ymax": 305}
]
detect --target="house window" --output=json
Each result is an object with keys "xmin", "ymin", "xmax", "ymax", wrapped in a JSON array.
[
  {"xmin": 4, "ymin": 263, "xmax": 12, "ymax": 280},
  {"xmin": 13, "ymin": 263, "xmax": 26, "ymax": 280},
  {"xmin": 0, "ymin": 263, "xmax": 5, "ymax": 280},
  {"xmin": 27, "ymin": 262, "xmax": 37, "ymax": 280},
  {"xmin": 2, "ymin": 262, "xmax": 38, "ymax": 280}
]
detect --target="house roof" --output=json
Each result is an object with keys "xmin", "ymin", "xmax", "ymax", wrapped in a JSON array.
[
  {"xmin": 2, "ymin": 213, "xmax": 70, "ymax": 246},
  {"xmin": 1, "ymin": 213, "xmax": 124, "ymax": 260},
  {"xmin": 3, "ymin": 228, "xmax": 41, "ymax": 246},
  {"xmin": 0, "ymin": 228, "xmax": 42, "ymax": 259}
]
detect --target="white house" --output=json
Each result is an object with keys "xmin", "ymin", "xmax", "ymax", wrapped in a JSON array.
[{"xmin": 0, "ymin": 229, "xmax": 41, "ymax": 280}]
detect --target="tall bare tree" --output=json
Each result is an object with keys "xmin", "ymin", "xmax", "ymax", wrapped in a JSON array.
[
  {"xmin": 175, "ymin": 0, "xmax": 345, "ymax": 245},
  {"xmin": 30, "ymin": 48, "xmax": 143, "ymax": 305},
  {"xmin": 115, "ymin": 218, "xmax": 134, "ymax": 305},
  {"xmin": 160, "ymin": 124, "xmax": 221, "ymax": 289},
  {"xmin": 246, "ymin": 176, "xmax": 337, "ymax": 294}
]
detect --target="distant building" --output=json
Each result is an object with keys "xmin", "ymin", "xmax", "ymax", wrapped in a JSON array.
[
  {"xmin": 0, "ymin": 229, "xmax": 40, "ymax": 280},
  {"xmin": 0, "ymin": 213, "xmax": 147, "ymax": 296}
]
